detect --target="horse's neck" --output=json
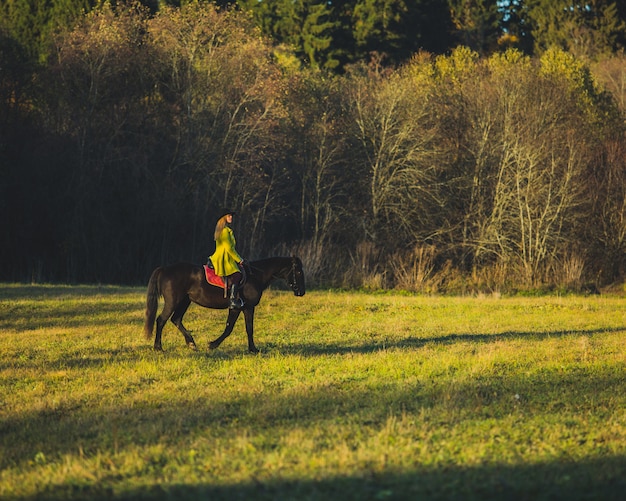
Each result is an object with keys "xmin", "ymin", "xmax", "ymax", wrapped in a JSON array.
[{"xmin": 255, "ymin": 258, "xmax": 290, "ymax": 287}]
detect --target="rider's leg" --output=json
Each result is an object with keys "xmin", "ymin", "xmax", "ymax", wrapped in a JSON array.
[{"xmin": 228, "ymin": 272, "xmax": 244, "ymax": 309}]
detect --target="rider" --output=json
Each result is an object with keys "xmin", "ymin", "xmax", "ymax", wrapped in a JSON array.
[{"xmin": 209, "ymin": 209, "xmax": 245, "ymax": 309}]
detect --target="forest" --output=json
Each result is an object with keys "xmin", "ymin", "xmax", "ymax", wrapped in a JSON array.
[{"xmin": 1, "ymin": 0, "xmax": 626, "ymax": 292}]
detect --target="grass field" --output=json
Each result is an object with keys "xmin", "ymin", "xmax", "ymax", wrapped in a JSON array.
[{"xmin": 1, "ymin": 284, "xmax": 625, "ymax": 500}]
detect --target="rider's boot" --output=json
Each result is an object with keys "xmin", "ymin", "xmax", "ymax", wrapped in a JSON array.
[{"xmin": 229, "ymin": 284, "xmax": 244, "ymax": 310}]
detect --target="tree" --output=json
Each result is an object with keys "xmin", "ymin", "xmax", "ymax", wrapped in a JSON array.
[
  {"xmin": 0, "ymin": 0, "xmax": 95, "ymax": 61},
  {"xmin": 238, "ymin": 0, "xmax": 456, "ymax": 71},
  {"xmin": 351, "ymin": 0, "xmax": 454, "ymax": 64},
  {"xmin": 0, "ymin": 26, "xmax": 40, "ymax": 281},
  {"xmin": 587, "ymin": 137, "xmax": 626, "ymax": 282},
  {"xmin": 497, "ymin": 0, "xmax": 533, "ymax": 53},
  {"xmin": 284, "ymin": 70, "xmax": 348, "ymax": 246},
  {"xmin": 584, "ymin": 54, "xmax": 626, "ymax": 283},
  {"xmin": 592, "ymin": 53, "xmax": 626, "ymax": 114},
  {"xmin": 484, "ymin": 49, "xmax": 599, "ymax": 285},
  {"xmin": 238, "ymin": 0, "xmax": 339, "ymax": 70},
  {"xmin": 44, "ymin": 0, "xmax": 160, "ymax": 280},
  {"xmin": 344, "ymin": 56, "xmax": 444, "ymax": 248},
  {"xmin": 149, "ymin": 2, "xmax": 288, "ymax": 255},
  {"xmin": 434, "ymin": 48, "xmax": 517, "ymax": 269},
  {"xmin": 524, "ymin": 0, "xmax": 626, "ymax": 59},
  {"xmin": 447, "ymin": 0, "xmax": 503, "ymax": 55},
  {"xmin": 430, "ymin": 48, "xmax": 604, "ymax": 286}
]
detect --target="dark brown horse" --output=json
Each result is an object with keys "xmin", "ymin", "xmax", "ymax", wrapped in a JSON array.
[{"xmin": 143, "ymin": 256, "xmax": 305, "ymax": 353}]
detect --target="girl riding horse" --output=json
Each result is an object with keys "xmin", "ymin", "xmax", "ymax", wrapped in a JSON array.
[{"xmin": 209, "ymin": 209, "xmax": 246, "ymax": 309}]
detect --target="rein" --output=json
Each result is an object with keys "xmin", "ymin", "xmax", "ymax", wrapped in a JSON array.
[{"xmin": 249, "ymin": 258, "xmax": 299, "ymax": 293}]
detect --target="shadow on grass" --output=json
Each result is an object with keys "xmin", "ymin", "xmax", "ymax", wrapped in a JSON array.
[
  {"xmin": 0, "ymin": 300, "xmax": 143, "ymax": 332},
  {"xmin": 2, "ymin": 360, "xmax": 624, "ymax": 464},
  {"xmin": 0, "ymin": 343, "xmax": 202, "ymax": 372},
  {"xmin": 11, "ymin": 455, "xmax": 626, "ymax": 501},
  {"xmin": 275, "ymin": 326, "xmax": 626, "ymax": 357},
  {"xmin": 0, "ymin": 284, "xmax": 142, "ymax": 301}
]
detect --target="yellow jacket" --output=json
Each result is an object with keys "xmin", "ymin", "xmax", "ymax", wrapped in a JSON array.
[{"xmin": 210, "ymin": 226, "xmax": 243, "ymax": 277}]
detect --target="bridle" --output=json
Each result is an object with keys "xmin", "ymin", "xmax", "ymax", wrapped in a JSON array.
[
  {"xmin": 248, "ymin": 258, "xmax": 302, "ymax": 294},
  {"xmin": 287, "ymin": 257, "xmax": 302, "ymax": 295}
]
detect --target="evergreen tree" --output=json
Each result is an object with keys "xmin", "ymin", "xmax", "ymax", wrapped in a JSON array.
[
  {"xmin": 238, "ymin": 0, "xmax": 339, "ymax": 70},
  {"xmin": 238, "ymin": 0, "xmax": 455, "ymax": 71},
  {"xmin": 0, "ymin": 0, "xmax": 96, "ymax": 60},
  {"xmin": 524, "ymin": 0, "xmax": 626, "ymax": 58},
  {"xmin": 447, "ymin": 0, "xmax": 503, "ymax": 55},
  {"xmin": 498, "ymin": 0, "xmax": 534, "ymax": 53},
  {"xmin": 351, "ymin": 0, "xmax": 454, "ymax": 64}
]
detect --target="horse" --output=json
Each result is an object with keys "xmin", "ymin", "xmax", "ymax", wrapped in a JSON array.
[{"xmin": 143, "ymin": 256, "xmax": 305, "ymax": 353}]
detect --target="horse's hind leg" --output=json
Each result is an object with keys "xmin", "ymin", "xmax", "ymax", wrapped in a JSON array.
[
  {"xmin": 154, "ymin": 303, "xmax": 175, "ymax": 352},
  {"xmin": 208, "ymin": 309, "xmax": 241, "ymax": 350},
  {"xmin": 170, "ymin": 297, "xmax": 197, "ymax": 350}
]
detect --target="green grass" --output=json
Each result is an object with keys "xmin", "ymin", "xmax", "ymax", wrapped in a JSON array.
[{"xmin": 1, "ymin": 284, "xmax": 625, "ymax": 500}]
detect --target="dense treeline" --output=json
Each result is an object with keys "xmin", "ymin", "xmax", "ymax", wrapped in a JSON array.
[
  {"xmin": 2, "ymin": 1, "xmax": 626, "ymax": 68},
  {"xmin": 1, "ymin": 1, "xmax": 626, "ymax": 292}
]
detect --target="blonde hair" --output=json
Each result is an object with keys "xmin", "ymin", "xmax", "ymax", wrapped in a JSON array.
[{"xmin": 214, "ymin": 216, "xmax": 229, "ymax": 241}]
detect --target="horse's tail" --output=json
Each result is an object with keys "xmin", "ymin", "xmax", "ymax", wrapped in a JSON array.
[{"xmin": 144, "ymin": 267, "xmax": 162, "ymax": 340}]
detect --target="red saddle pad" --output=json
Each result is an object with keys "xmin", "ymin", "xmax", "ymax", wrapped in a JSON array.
[{"xmin": 203, "ymin": 264, "xmax": 225, "ymax": 289}]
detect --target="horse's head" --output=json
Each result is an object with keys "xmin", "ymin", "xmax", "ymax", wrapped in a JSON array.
[{"xmin": 288, "ymin": 256, "xmax": 306, "ymax": 297}]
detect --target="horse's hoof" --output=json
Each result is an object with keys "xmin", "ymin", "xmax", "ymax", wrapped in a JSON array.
[
  {"xmin": 188, "ymin": 342, "xmax": 198, "ymax": 350},
  {"xmin": 208, "ymin": 342, "xmax": 219, "ymax": 350},
  {"xmin": 249, "ymin": 347, "xmax": 260, "ymax": 354},
  {"xmin": 153, "ymin": 346, "xmax": 164, "ymax": 352}
]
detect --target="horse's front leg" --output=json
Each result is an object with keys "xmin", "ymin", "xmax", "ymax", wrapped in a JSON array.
[
  {"xmin": 243, "ymin": 307, "xmax": 258, "ymax": 354},
  {"xmin": 208, "ymin": 309, "xmax": 241, "ymax": 350}
]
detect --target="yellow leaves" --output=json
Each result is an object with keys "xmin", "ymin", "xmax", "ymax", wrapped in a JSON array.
[
  {"xmin": 434, "ymin": 46, "xmax": 479, "ymax": 83},
  {"xmin": 403, "ymin": 52, "xmax": 436, "ymax": 91},
  {"xmin": 273, "ymin": 44, "xmax": 302, "ymax": 75},
  {"xmin": 497, "ymin": 32, "xmax": 520, "ymax": 47},
  {"xmin": 484, "ymin": 49, "xmax": 532, "ymax": 92},
  {"xmin": 487, "ymin": 48, "xmax": 531, "ymax": 76},
  {"xmin": 55, "ymin": 1, "xmax": 149, "ymax": 77},
  {"xmin": 539, "ymin": 47, "xmax": 598, "ymax": 99}
]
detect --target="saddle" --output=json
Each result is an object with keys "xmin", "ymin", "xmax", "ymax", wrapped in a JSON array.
[
  {"xmin": 204, "ymin": 261, "xmax": 249, "ymax": 298},
  {"xmin": 203, "ymin": 264, "xmax": 226, "ymax": 289}
]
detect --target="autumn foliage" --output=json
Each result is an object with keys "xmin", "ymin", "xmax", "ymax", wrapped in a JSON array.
[{"xmin": 1, "ymin": 2, "xmax": 625, "ymax": 292}]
